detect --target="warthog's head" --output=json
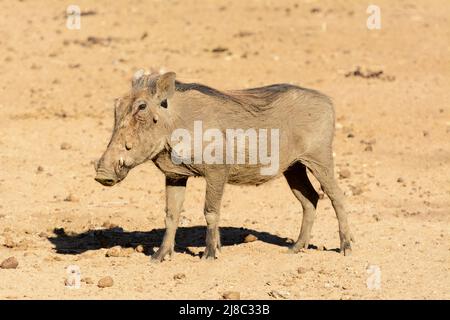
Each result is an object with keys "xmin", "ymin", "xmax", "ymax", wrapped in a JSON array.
[{"xmin": 95, "ymin": 70, "xmax": 176, "ymax": 186}]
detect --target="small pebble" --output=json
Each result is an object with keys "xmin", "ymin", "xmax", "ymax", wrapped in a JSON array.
[
  {"xmin": 64, "ymin": 194, "xmax": 79, "ymax": 202},
  {"xmin": 339, "ymin": 169, "xmax": 351, "ymax": 179},
  {"xmin": 1, "ymin": 257, "xmax": 19, "ymax": 269},
  {"xmin": 173, "ymin": 273, "xmax": 186, "ymax": 280},
  {"xmin": 269, "ymin": 290, "xmax": 290, "ymax": 299},
  {"xmin": 97, "ymin": 276, "xmax": 114, "ymax": 288},
  {"xmin": 135, "ymin": 245, "xmax": 145, "ymax": 253},
  {"xmin": 60, "ymin": 142, "xmax": 72, "ymax": 150},
  {"xmin": 222, "ymin": 291, "xmax": 240, "ymax": 300},
  {"xmin": 81, "ymin": 277, "xmax": 94, "ymax": 285},
  {"xmin": 244, "ymin": 234, "xmax": 258, "ymax": 243},
  {"xmin": 364, "ymin": 145, "xmax": 373, "ymax": 152},
  {"xmin": 3, "ymin": 235, "xmax": 17, "ymax": 248},
  {"xmin": 105, "ymin": 246, "xmax": 132, "ymax": 257}
]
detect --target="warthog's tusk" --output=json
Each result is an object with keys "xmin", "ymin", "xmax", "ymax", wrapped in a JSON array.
[{"xmin": 119, "ymin": 157, "xmax": 124, "ymax": 167}]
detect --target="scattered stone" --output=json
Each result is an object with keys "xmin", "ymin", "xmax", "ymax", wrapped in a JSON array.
[
  {"xmin": 297, "ymin": 266, "xmax": 310, "ymax": 274},
  {"xmin": 105, "ymin": 246, "xmax": 132, "ymax": 258},
  {"xmin": 373, "ymin": 214, "xmax": 381, "ymax": 222},
  {"xmin": 105, "ymin": 246, "xmax": 122, "ymax": 257},
  {"xmin": 222, "ymin": 291, "xmax": 240, "ymax": 300},
  {"xmin": 102, "ymin": 221, "xmax": 119, "ymax": 229},
  {"xmin": 243, "ymin": 234, "xmax": 258, "ymax": 243},
  {"xmin": 233, "ymin": 31, "xmax": 254, "ymax": 38},
  {"xmin": 72, "ymin": 36, "xmax": 115, "ymax": 47},
  {"xmin": 268, "ymin": 290, "xmax": 290, "ymax": 299},
  {"xmin": 80, "ymin": 10, "xmax": 97, "ymax": 17},
  {"xmin": 397, "ymin": 177, "xmax": 404, "ymax": 183},
  {"xmin": 64, "ymin": 193, "xmax": 79, "ymax": 202},
  {"xmin": 68, "ymin": 63, "xmax": 80, "ymax": 69},
  {"xmin": 81, "ymin": 277, "xmax": 94, "ymax": 285},
  {"xmin": 211, "ymin": 46, "xmax": 229, "ymax": 53},
  {"xmin": 140, "ymin": 32, "xmax": 148, "ymax": 40},
  {"xmin": 36, "ymin": 166, "xmax": 44, "ymax": 174},
  {"xmin": 1, "ymin": 257, "xmax": 19, "ymax": 269},
  {"xmin": 364, "ymin": 145, "xmax": 373, "ymax": 152},
  {"xmin": 345, "ymin": 66, "xmax": 395, "ymax": 82},
  {"xmin": 135, "ymin": 245, "xmax": 145, "ymax": 253},
  {"xmin": 338, "ymin": 169, "xmax": 351, "ymax": 179},
  {"xmin": 173, "ymin": 273, "xmax": 186, "ymax": 280},
  {"xmin": 60, "ymin": 142, "xmax": 72, "ymax": 150},
  {"xmin": 3, "ymin": 235, "xmax": 17, "ymax": 248},
  {"xmin": 97, "ymin": 276, "xmax": 114, "ymax": 288}
]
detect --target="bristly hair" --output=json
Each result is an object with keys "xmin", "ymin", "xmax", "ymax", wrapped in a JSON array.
[
  {"xmin": 133, "ymin": 73, "xmax": 330, "ymax": 113},
  {"xmin": 174, "ymin": 81, "xmax": 328, "ymax": 113}
]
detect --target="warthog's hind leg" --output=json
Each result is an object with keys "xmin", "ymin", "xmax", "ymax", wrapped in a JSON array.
[
  {"xmin": 284, "ymin": 162, "xmax": 319, "ymax": 253},
  {"xmin": 304, "ymin": 155, "xmax": 354, "ymax": 256},
  {"xmin": 151, "ymin": 176, "xmax": 187, "ymax": 263}
]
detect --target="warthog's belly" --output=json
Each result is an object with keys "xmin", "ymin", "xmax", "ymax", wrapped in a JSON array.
[{"xmin": 227, "ymin": 164, "xmax": 283, "ymax": 185}]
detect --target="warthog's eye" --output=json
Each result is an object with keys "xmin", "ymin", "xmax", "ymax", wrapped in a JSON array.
[
  {"xmin": 160, "ymin": 99, "xmax": 167, "ymax": 108},
  {"xmin": 138, "ymin": 102, "xmax": 147, "ymax": 111}
]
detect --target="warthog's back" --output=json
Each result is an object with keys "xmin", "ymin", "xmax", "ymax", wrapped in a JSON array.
[{"xmin": 168, "ymin": 81, "xmax": 336, "ymax": 184}]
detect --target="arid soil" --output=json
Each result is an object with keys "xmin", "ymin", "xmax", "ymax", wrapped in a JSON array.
[{"xmin": 0, "ymin": 0, "xmax": 449, "ymax": 299}]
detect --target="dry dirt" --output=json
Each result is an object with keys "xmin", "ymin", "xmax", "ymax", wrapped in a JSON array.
[{"xmin": 0, "ymin": 0, "xmax": 449, "ymax": 300}]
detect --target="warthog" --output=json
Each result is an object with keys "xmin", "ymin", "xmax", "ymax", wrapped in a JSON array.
[{"xmin": 95, "ymin": 70, "xmax": 354, "ymax": 262}]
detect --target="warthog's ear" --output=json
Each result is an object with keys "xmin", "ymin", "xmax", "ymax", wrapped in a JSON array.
[
  {"xmin": 156, "ymin": 72, "xmax": 176, "ymax": 101},
  {"xmin": 132, "ymin": 69, "xmax": 146, "ymax": 89}
]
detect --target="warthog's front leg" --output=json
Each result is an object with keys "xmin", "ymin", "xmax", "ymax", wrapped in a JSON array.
[
  {"xmin": 152, "ymin": 176, "xmax": 187, "ymax": 262},
  {"xmin": 202, "ymin": 168, "xmax": 228, "ymax": 260}
]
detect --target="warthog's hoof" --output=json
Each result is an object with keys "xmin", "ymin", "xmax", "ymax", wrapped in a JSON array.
[
  {"xmin": 151, "ymin": 246, "xmax": 173, "ymax": 263},
  {"xmin": 201, "ymin": 244, "xmax": 220, "ymax": 260},
  {"xmin": 201, "ymin": 253, "xmax": 217, "ymax": 260},
  {"xmin": 341, "ymin": 245, "xmax": 352, "ymax": 256},
  {"xmin": 340, "ymin": 232, "xmax": 355, "ymax": 256},
  {"xmin": 287, "ymin": 239, "xmax": 309, "ymax": 254},
  {"xmin": 286, "ymin": 246, "xmax": 306, "ymax": 254}
]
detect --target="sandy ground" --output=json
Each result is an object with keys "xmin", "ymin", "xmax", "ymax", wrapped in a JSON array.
[{"xmin": 0, "ymin": 0, "xmax": 449, "ymax": 299}]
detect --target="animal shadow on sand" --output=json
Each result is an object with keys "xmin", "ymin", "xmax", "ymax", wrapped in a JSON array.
[{"xmin": 48, "ymin": 226, "xmax": 338, "ymax": 257}]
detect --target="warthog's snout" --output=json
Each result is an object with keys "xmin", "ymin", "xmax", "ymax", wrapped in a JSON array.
[
  {"xmin": 95, "ymin": 174, "xmax": 117, "ymax": 187},
  {"xmin": 94, "ymin": 172, "xmax": 118, "ymax": 186},
  {"xmin": 95, "ymin": 155, "xmax": 132, "ymax": 187}
]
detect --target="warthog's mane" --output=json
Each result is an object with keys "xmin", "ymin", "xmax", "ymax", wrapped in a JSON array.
[
  {"xmin": 133, "ymin": 72, "xmax": 329, "ymax": 113},
  {"xmin": 175, "ymin": 81, "xmax": 325, "ymax": 112}
]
